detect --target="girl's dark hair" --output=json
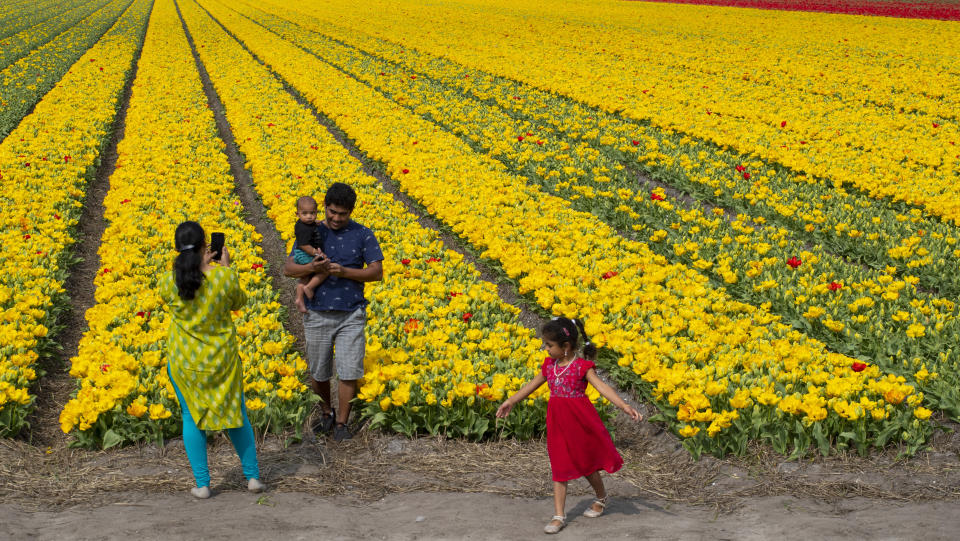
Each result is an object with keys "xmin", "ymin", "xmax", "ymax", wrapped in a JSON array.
[
  {"xmin": 173, "ymin": 221, "xmax": 205, "ymax": 301},
  {"xmin": 542, "ymin": 317, "xmax": 597, "ymax": 360},
  {"xmin": 324, "ymin": 182, "xmax": 356, "ymax": 211}
]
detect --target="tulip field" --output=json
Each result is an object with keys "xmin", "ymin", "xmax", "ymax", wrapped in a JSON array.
[{"xmin": 1, "ymin": 0, "xmax": 958, "ymax": 459}]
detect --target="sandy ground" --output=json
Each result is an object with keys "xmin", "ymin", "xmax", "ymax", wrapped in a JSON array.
[{"xmin": 4, "ymin": 489, "xmax": 960, "ymax": 540}]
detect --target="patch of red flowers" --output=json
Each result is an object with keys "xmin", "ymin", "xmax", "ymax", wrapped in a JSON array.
[
  {"xmin": 852, "ymin": 361, "xmax": 867, "ymax": 372},
  {"xmin": 828, "ymin": 281, "xmax": 843, "ymax": 291},
  {"xmin": 786, "ymin": 256, "xmax": 802, "ymax": 268},
  {"xmin": 426, "ymin": 257, "xmax": 441, "ymax": 263},
  {"xmin": 401, "ymin": 258, "xmax": 411, "ymax": 265},
  {"xmin": 462, "ymin": 313, "xmax": 473, "ymax": 322},
  {"xmin": 650, "ymin": 193, "xmax": 665, "ymax": 201},
  {"xmin": 251, "ymin": 263, "xmax": 264, "ymax": 270},
  {"xmin": 601, "ymin": 271, "xmax": 619, "ymax": 280},
  {"xmin": 625, "ymin": 0, "xmax": 960, "ymax": 20}
]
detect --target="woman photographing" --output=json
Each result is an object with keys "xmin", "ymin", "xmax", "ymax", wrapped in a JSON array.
[{"xmin": 159, "ymin": 221, "xmax": 265, "ymax": 498}]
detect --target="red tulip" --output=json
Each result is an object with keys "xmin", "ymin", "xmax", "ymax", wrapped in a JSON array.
[
  {"xmin": 650, "ymin": 193, "xmax": 665, "ymax": 201},
  {"xmin": 401, "ymin": 259, "xmax": 411, "ymax": 266},
  {"xmin": 780, "ymin": 121, "xmax": 787, "ymax": 128},
  {"xmin": 743, "ymin": 173, "xmax": 751, "ymax": 179},
  {"xmin": 787, "ymin": 256, "xmax": 802, "ymax": 268},
  {"xmin": 852, "ymin": 362, "xmax": 867, "ymax": 372},
  {"xmin": 828, "ymin": 281, "xmax": 842, "ymax": 291},
  {"xmin": 632, "ymin": 140, "xmax": 640, "ymax": 146},
  {"xmin": 735, "ymin": 165, "xmax": 745, "ymax": 172},
  {"xmin": 463, "ymin": 313, "xmax": 473, "ymax": 322},
  {"xmin": 517, "ymin": 136, "xmax": 524, "ymax": 141},
  {"xmin": 402, "ymin": 169, "xmax": 410, "ymax": 174}
]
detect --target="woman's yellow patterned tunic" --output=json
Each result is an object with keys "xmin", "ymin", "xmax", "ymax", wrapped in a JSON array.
[{"xmin": 159, "ymin": 266, "xmax": 247, "ymax": 430}]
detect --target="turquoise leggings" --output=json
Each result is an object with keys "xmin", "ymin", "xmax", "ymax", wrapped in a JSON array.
[{"xmin": 168, "ymin": 367, "xmax": 260, "ymax": 488}]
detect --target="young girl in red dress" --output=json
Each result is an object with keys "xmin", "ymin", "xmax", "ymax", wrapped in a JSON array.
[{"xmin": 496, "ymin": 317, "xmax": 642, "ymax": 534}]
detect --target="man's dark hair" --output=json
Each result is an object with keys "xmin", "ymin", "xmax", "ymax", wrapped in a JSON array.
[{"xmin": 324, "ymin": 182, "xmax": 356, "ymax": 211}]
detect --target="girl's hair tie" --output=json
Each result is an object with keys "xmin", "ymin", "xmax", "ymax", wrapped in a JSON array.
[
  {"xmin": 178, "ymin": 244, "xmax": 195, "ymax": 252},
  {"xmin": 562, "ymin": 327, "xmax": 570, "ymax": 336}
]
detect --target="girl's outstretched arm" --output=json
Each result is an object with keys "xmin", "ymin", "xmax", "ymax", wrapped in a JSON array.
[
  {"xmin": 585, "ymin": 369, "xmax": 642, "ymax": 421},
  {"xmin": 496, "ymin": 374, "xmax": 547, "ymax": 418}
]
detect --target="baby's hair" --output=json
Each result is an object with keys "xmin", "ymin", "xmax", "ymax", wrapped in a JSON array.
[
  {"xmin": 296, "ymin": 196, "xmax": 317, "ymax": 213},
  {"xmin": 542, "ymin": 317, "xmax": 597, "ymax": 360}
]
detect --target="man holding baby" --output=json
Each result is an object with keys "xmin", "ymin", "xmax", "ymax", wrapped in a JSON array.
[{"xmin": 284, "ymin": 182, "xmax": 383, "ymax": 442}]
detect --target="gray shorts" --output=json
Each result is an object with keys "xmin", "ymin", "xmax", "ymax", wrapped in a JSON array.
[{"xmin": 303, "ymin": 307, "xmax": 366, "ymax": 382}]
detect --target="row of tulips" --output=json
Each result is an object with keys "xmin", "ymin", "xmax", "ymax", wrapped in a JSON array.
[
  {"xmin": 0, "ymin": 0, "xmax": 75, "ymax": 42},
  {"xmin": 0, "ymin": 0, "xmax": 152, "ymax": 438},
  {"xmin": 247, "ymin": 0, "xmax": 960, "ymax": 302},
  {"xmin": 229, "ymin": 0, "xmax": 960, "ymax": 418},
  {"xmin": 178, "ymin": 0, "xmax": 600, "ymax": 440},
  {"xmin": 274, "ymin": 0, "xmax": 960, "ymax": 224},
  {"xmin": 58, "ymin": 0, "xmax": 311, "ymax": 449},
  {"xmin": 198, "ymin": 0, "xmax": 933, "ymax": 457},
  {"xmin": 0, "ymin": 0, "xmax": 133, "ymax": 139},
  {"xmin": 0, "ymin": 0, "xmax": 107, "ymax": 71}
]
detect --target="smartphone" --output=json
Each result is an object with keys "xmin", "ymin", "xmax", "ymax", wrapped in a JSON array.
[{"xmin": 210, "ymin": 232, "xmax": 225, "ymax": 261}]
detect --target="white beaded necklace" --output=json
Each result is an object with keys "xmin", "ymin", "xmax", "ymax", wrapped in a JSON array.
[{"xmin": 552, "ymin": 353, "xmax": 576, "ymax": 384}]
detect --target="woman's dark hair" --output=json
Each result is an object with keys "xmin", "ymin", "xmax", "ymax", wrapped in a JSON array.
[
  {"xmin": 542, "ymin": 317, "xmax": 597, "ymax": 360},
  {"xmin": 324, "ymin": 182, "xmax": 356, "ymax": 211},
  {"xmin": 173, "ymin": 221, "xmax": 206, "ymax": 301}
]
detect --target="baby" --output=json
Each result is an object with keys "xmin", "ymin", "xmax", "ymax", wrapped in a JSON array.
[{"xmin": 293, "ymin": 196, "xmax": 328, "ymax": 313}]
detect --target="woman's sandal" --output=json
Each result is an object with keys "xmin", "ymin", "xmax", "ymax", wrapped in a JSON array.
[
  {"xmin": 543, "ymin": 515, "xmax": 566, "ymax": 534},
  {"xmin": 583, "ymin": 496, "xmax": 607, "ymax": 518}
]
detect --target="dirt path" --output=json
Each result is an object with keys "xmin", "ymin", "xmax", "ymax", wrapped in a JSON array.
[{"xmin": 3, "ymin": 489, "xmax": 960, "ymax": 540}]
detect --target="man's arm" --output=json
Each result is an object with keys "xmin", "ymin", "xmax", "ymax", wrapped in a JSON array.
[{"xmin": 327, "ymin": 259, "xmax": 383, "ymax": 282}]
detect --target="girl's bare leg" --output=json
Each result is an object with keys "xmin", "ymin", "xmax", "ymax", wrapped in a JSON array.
[
  {"xmin": 585, "ymin": 471, "xmax": 607, "ymax": 513},
  {"xmin": 553, "ymin": 480, "xmax": 568, "ymax": 518}
]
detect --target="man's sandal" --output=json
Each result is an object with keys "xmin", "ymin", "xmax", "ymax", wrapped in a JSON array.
[
  {"xmin": 543, "ymin": 515, "xmax": 566, "ymax": 534},
  {"xmin": 583, "ymin": 496, "xmax": 607, "ymax": 518}
]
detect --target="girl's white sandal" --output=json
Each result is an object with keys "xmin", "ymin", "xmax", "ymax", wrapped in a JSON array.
[
  {"xmin": 583, "ymin": 497, "xmax": 607, "ymax": 518},
  {"xmin": 544, "ymin": 515, "xmax": 566, "ymax": 534},
  {"xmin": 191, "ymin": 486, "xmax": 211, "ymax": 499}
]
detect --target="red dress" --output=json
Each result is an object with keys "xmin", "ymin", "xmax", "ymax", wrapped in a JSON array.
[{"xmin": 543, "ymin": 357, "xmax": 623, "ymax": 482}]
